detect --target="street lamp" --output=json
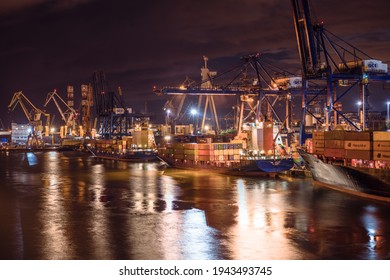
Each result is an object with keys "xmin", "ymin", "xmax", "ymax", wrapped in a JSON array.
[
  {"xmin": 190, "ymin": 108, "xmax": 197, "ymax": 134},
  {"xmin": 357, "ymin": 101, "xmax": 362, "ymax": 123},
  {"xmin": 51, "ymin": 127, "xmax": 55, "ymax": 145},
  {"xmin": 165, "ymin": 109, "xmax": 171, "ymax": 125}
]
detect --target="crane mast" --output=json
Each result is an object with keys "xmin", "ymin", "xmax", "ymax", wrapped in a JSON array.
[
  {"xmin": 44, "ymin": 89, "xmax": 78, "ymax": 137},
  {"xmin": 8, "ymin": 91, "xmax": 51, "ymax": 146},
  {"xmin": 290, "ymin": 0, "xmax": 324, "ymax": 79},
  {"xmin": 290, "ymin": 0, "xmax": 390, "ymax": 140}
]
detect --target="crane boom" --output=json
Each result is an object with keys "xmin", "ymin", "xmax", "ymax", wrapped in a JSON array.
[
  {"xmin": 44, "ymin": 90, "xmax": 78, "ymax": 130},
  {"xmin": 8, "ymin": 91, "xmax": 43, "ymax": 121},
  {"xmin": 8, "ymin": 91, "xmax": 51, "ymax": 140}
]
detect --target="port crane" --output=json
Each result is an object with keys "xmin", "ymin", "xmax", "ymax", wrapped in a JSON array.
[
  {"xmin": 8, "ymin": 91, "xmax": 51, "ymax": 146},
  {"xmin": 155, "ymin": 55, "xmax": 324, "ymax": 140},
  {"xmin": 44, "ymin": 89, "xmax": 78, "ymax": 137},
  {"xmin": 290, "ymin": 0, "xmax": 390, "ymax": 142},
  {"xmin": 92, "ymin": 70, "xmax": 151, "ymax": 139}
]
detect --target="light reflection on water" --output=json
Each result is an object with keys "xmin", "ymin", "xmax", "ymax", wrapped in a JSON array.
[
  {"xmin": 40, "ymin": 151, "xmax": 74, "ymax": 259},
  {"xmin": 1, "ymin": 151, "xmax": 390, "ymax": 260}
]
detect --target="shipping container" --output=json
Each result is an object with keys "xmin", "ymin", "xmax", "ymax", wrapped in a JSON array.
[
  {"xmin": 174, "ymin": 143, "xmax": 185, "ymax": 149},
  {"xmin": 344, "ymin": 131, "xmax": 372, "ymax": 141},
  {"xmin": 313, "ymin": 148, "xmax": 324, "ymax": 155},
  {"xmin": 174, "ymin": 154, "xmax": 184, "ymax": 160},
  {"xmin": 312, "ymin": 130, "xmax": 325, "ymax": 139},
  {"xmin": 345, "ymin": 150, "xmax": 372, "ymax": 160},
  {"xmin": 184, "ymin": 149, "xmax": 198, "ymax": 155},
  {"xmin": 184, "ymin": 143, "xmax": 197, "ymax": 149},
  {"xmin": 373, "ymin": 151, "xmax": 390, "ymax": 161},
  {"xmin": 373, "ymin": 131, "xmax": 390, "ymax": 141},
  {"xmin": 306, "ymin": 139, "xmax": 313, "ymax": 153},
  {"xmin": 373, "ymin": 141, "xmax": 390, "ymax": 151},
  {"xmin": 197, "ymin": 144, "xmax": 212, "ymax": 150},
  {"xmin": 198, "ymin": 149, "xmax": 213, "ymax": 156},
  {"xmin": 313, "ymin": 140, "xmax": 325, "ymax": 148},
  {"xmin": 198, "ymin": 155, "xmax": 211, "ymax": 161},
  {"xmin": 324, "ymin": 130, "xmax": 345, "ymax": 140},
  {"xmin": 344, "ymin": 141, "xmax": 371, "ymax": 151},
  {"xmin": 185, "ymin": 154, "xmax": 198, "ymax": 161},
  {"xmin": 325, "ymin": 140, "xmax": 345, "ymax": 149},
  {"xmin": 324, "ymin": 148, "xmax": 345, "ymax": 158}
]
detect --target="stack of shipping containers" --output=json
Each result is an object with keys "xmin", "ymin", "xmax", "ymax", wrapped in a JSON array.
[
  {"xmin": 373, "ymin": 132, "xmax": 390, "ymax": 164},
  {"xmin": 160, "ymin": 141, "xmax": 243, "ymax": 164},
  {"xmin": 311, "ymin": 130, "xmax": 390, "ymax": 168}
]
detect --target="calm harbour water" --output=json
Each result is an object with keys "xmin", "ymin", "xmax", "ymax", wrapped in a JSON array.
[{"xmin": 1, "ymin": 150, "xmax": 390, "ymax": 260}]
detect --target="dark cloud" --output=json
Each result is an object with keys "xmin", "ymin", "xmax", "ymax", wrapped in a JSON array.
[{"xmin": 1, "ymin": 0, "xmax": 390, "ymax": 127}]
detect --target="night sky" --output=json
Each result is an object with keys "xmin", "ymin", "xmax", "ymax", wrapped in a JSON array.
[{"xmin": 1, "ymin": 0, "xmax": 390, "ymax": 128}]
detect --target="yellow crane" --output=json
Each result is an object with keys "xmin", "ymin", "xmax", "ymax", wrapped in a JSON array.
[
  {"xmin": 8, "ymin": 91, "xmax": 51, "ymax": 146},
  {"xmin": 44, "ymin": 89, "xmax": 78, "ymax": 137}
]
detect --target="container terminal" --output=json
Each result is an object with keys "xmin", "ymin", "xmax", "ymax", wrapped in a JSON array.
[{"xmin": 1, "ymin": 0, "xmax": 390, "ymax": 198}]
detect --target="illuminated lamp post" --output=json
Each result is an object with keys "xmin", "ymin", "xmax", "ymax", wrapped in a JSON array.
[
  {"xmin": 51, "ymin": 127, "xmax": 55, "ymax": 145},
  {"xmin": 190, "ymin": 108, "xmax": 197, "ymax": 134},
  {"xmin": 165, "ymin": 109, "xmax": 171, "ymax": 125},
  {"xmin": 357, "ymin": 101, "xmax": 362, "ymax": 126}
]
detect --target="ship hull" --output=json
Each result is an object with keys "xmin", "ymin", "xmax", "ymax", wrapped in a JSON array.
[
  {"xmin": 256, "ymin": 158, "xmax": 295, "ymax": 173},
  {"xmin": 93, "ymin": 150, "xmax": 159, "ymax": 162},
  {"xmin": 298, "ymin": 150, "xmax": 390, "ymax": 202},
  {"xmin": 159, "ymin": 156, "xmax": 278, "ymax": 177}
]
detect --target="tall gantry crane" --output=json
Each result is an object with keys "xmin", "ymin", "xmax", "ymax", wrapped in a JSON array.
[
  {"xmin": 155, "ymin": 55, "xmax": 324, "ymax": 142},
  {"xmin": 92, "ymin": 70, "xmax": 150, "ymax": 139},
  {"xmin": 291, "ymin": 0, "xmax": 390, "ymax": 142},
  {"xmin": 44, "ymin": 89, "xmax": 78, "ymax": 137},
  {"xmin": 8, "ymin": 91, "xmax": 51, "ymax": 146}
]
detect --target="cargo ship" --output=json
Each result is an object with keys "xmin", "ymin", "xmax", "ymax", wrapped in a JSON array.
[
  {"xmin": 86, "ymin": 126, "xmax": 159, "ymax": 162},
  {"xmin": 157, "ymin": 134, "xmax": 295, "ymax": 177},
  {"xmin": 90, "ymin": 147, "xmax": 158, "ymax": 162},
  {"xmin": 300, "ymin": 129, "xmax": 390, "ymax": 202}
]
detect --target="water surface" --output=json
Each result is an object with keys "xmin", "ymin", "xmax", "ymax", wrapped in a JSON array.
[{"xmin": 1, "ymin": 150, "xmax": 390, "ymax": 260}]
